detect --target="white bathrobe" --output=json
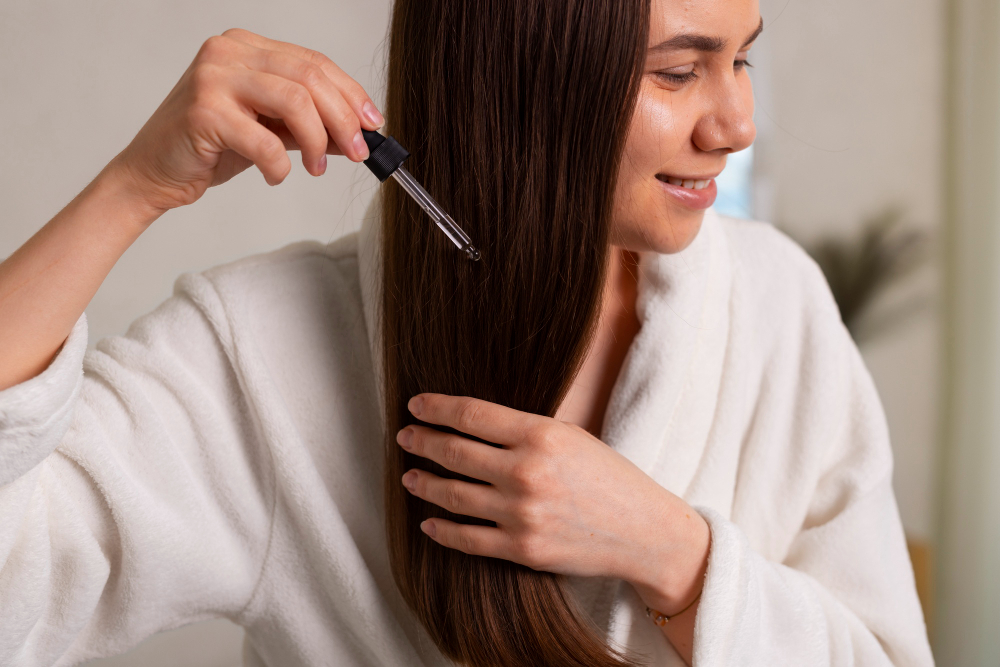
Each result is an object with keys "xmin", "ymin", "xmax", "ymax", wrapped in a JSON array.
[{"xmin": 0, "ymin": 207, "xmax": 934, "ymax": 667}]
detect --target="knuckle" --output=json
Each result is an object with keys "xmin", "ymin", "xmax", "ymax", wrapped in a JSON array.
[
  {"xmin": 198, "ymin": 35, "xmax": 230, "ymax": 62},
  {"xmin": 532, "ymin": 423, "xmax": 559, "ymax": 451},
  {"xmin": 305, "ymin": 48, "xmax": 334, "ymax": 71},
  {"xmin": 508, "ymin": 496, "xmax": 544, "ymax": 531},
  {"xmin": 256, "ymin": 134, "xmax": 284, "ymax": 161},
  {"xmin": 515, "ymin": 534, "xmax": 546, "ymax": 568},
  {"xmin": 442, "ymin": 436, "xmax": 464, "ymax": 469},
  {"xmin": 337, "ymin": 77, "xmax": 367, "ymax": 104},
  {"xmin": 509, "ymin": 461, "xmax": 542, "ymax": 492},
  {"xmin": 506, "ymin": 496, "xmax": 528, "ymax": 521},
  {"xmin": 456, "ymin": 399, "xmax": 481, "ymax": 433},
  {"xmin": 444, "ymin": 485, "xmax": 464, "ymax": 512},
  {"xmin": 458, "ymin": 532, "xmax": 478, "ymax": 555},
  {"xmin": 220, "ymin": 27, "xmax": 249, "ymax": 40},
  {"xmin": 296, "ymin": 62, "xmax": 325, "ymax": 90},
  {"xmin": 189, "ymin": 63, "xmax": 220, "ymax": 96},
  {"xmin": 285, "ymin": 83, "xmax": 312, "ymax": 113},
  {"xmin": 519, "ymin": 500, "xmax": 544, "ymax": 528},
  {"xmin": 333, "ymin": 105, "xmax": 358, "ymax": 132}
]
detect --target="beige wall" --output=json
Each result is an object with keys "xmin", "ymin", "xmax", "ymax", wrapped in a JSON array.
[{"xmin": 1, "ymin": 0, "xmax": 948, "ymax": 664}]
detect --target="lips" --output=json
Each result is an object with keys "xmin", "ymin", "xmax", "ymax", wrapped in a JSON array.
[
  {"xmin": 658, "ymin": 175, "xmax": 711, "ymax": 190},
  {"xmin": 655, "ymin": 173, "xmax": 719, "ymax": 210}
]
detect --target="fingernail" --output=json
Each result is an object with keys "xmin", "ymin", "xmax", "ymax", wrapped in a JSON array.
[
  {"xmin": 408, "ymin": 395, "xmax": 424, "ymax": 417},
  {"xmin": 421, "ymin": 520, "xmax": 436, "ymax": 537},
  {"xmin": 402, "ymin": 471, "xmax": 417, "ymax": 490},
  {"xmin": 363, "ymin": 101, "xmax": 385, "ymax": 128},
  {"xmin": 397, "ymin": 427, "xmax": 413, "ymax": 450},
  {"xmin": 353, "ymin": 131, "xmax": 369, "ymax": 161},
  {"xmin": 317, "ymin": 154, "xmax": 327, "ymax": 175}
]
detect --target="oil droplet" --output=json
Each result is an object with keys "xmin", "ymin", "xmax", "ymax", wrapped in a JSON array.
[{"xmin": 464, "ymin": 245, "xmax": 481, "ymax": 261}]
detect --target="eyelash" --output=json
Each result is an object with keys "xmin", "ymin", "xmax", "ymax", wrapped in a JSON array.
[{"xmin": 655, "ymin": 59, "xmax": 753, "ymax": 85}]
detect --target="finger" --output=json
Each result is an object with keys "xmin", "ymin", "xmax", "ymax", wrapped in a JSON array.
[
  {"xmin": 408, "ymin": 394, "xmax": 543, "ymax": 447},
  {"xmin": 403, "ymin": 469, "xmax": 506, "ymax": 522},
  {"xmin": 399, "ymin": 425, "xmax": 507, "ymax": 483},
  {"xmin": 419, "ymin": 518, "xmax": 512, "ymax": 560},
  {"xmin": 214, "ymin": 106, "xmax": 291, "ymax": 186},
  {"xmin": 220, "ymin": 28, "xmax": 385, "ymax": 130},
  {"xmin": 257, "ymin": 116, "xmax": 346, "ymax": 156},
  {"xmin": 224, "ymin": 39, "xmax": 369, "ymax": 164},
  {"xmin": 226, "ymin": 68, "xmax": 332, "ymax": 174}
]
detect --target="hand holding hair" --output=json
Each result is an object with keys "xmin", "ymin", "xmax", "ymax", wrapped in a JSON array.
[{"xmin": 395, "ymin": 393, "xmax": 711, "ymax": 621}]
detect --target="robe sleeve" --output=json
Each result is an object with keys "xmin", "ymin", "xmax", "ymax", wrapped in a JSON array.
[
  {"xmin": 690, "ymin": 334, "xmax": 934, "ymax": 666},
  {"xmin": 0, "ymin": 273, "xmax": 274, "ymax": 667}
]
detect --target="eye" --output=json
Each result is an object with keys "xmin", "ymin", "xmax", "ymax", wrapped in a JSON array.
[
  {"xmin": 735, "ymin": 50, "xmax": 754, "ymax": 72},
  {"xmin": 654, "ymin": 64, "xmax": 697, "ymax": 85}
]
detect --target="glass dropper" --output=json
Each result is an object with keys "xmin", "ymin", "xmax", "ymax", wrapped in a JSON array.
[{"xmin": 360, "ymin": 130, "xmax": 480, "ymax": 261}]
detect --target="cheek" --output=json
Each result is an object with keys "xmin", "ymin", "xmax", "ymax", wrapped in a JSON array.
[
  {"xmin": 621, "ymin": 87, "xmax": 684, "ymax": 181},
  {"xmin": 741, "ymin": 76, "xmax": 756, "ymax": 122},
  {"xmin": 611, "ymin": 87, "xmax": 704, "ymax": 253},
  {"xmin": 613, "ymin": 89, "xmax": 681, "ymax": 225}
]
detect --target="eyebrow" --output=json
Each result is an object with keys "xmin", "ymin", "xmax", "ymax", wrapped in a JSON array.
[{"xmin": 649, "ymin": 17, "xmax": 764, "ymax": 54}]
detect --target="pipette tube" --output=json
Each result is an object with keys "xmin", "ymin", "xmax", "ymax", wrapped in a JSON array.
[
  {"xmin": 390, "ymin": 168, "xmax": 480, "ymax": 261},
  {"xmin": 360, "ymin": 129, "xmax": 480, "ymax": 261}
]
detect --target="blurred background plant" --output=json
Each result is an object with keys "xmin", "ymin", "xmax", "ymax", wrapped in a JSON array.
[{"xmin": 784, "ymin": 207, "xmax": 935, "ymax": 343}]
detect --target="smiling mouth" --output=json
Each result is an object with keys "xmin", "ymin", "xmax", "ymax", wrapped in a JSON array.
[{"xmin": 656, "ymin": 174, "xmax": 713, "ymax": 191}]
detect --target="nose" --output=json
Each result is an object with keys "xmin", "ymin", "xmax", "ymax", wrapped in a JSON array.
[{"xmin": 691, "ymin": 77, "xmax": 756, "ymax": 154}]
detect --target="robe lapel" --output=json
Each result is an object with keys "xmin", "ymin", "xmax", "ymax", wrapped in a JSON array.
[
  {"xmin": 602, "ymin": 211, "xmax": 734, "ymax": 661},
  {"xmin": 602, "ymin": 209, "xmax": 731, "ymax": 495}
]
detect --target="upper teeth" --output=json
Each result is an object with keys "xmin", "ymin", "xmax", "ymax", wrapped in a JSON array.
[{"xmin": 665, "ymin": 177, "xmax": 709, "ymax": 190}]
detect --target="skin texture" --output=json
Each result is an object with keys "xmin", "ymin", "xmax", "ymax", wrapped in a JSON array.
[{"xmin": 0, "ymin": 3, "xmax": 760, "ymax": 664}]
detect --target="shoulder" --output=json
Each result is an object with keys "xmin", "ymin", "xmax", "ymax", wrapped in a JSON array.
[
  {"xmin": 710, "ymin": 213, "xmax": 868, "ymax": 438},
  {"xmin": 196, "ymin": 232, "xmax": 361, "ymax": 295},
  {"xmin": 716, "ymin": 214, "xmax": 838, "ymax": 316},
  {"xmin": 712, "ymin": 212, "xmax": 846, "ymax": 348},
  {"xmin": 171, "ymin": 232, "xmax": 363, "ymax": 318},
  {"xmin": 152, "ymin": 233, "xmax": 368, "ymax": 374},
  {"xmin": 709, "ymin": 218, "xmax": 893, "ymax": 535}
]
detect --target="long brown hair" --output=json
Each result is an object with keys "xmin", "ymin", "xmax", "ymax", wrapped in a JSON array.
[{"xmin": 380, "ymin": 1, "xmax": 650, "ymax": 665}]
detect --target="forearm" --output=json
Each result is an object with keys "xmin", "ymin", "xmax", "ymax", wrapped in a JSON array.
[{"xmin": 0, "ymin": 158, "xmax": 162, "ymax": 390}]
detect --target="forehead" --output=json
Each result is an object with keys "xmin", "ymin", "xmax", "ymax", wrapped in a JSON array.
[{"xmin": 648, "ymin": 0, "xmax": 761, "ymax": 43}]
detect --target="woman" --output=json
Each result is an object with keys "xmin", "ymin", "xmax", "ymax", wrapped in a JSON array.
[{"xmin": 0, "ymin": 0, "xmax": 933, "ymax": 665}]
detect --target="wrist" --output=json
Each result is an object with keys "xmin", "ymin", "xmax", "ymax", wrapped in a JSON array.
[
  {"xmin": 628, "ymin": 497, "xmax": 711, "ymax": 617},
  {"xmin": 91, "ymin": 156, "xmax": 168, "ymax": 233}
]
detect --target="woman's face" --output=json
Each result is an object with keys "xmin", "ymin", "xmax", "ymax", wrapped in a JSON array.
[{"xmin": 612, "ymin": 0, "xmax": 761, "ymax": 253}]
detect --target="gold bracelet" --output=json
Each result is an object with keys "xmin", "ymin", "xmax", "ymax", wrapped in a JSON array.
[{"xmin": 644, "ymin": 591, "xmax": 702, "ymax": 627}]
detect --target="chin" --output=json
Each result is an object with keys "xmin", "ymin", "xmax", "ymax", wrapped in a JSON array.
[{"xmin": 616, "ymin": 209, "xmax": 706, "ymax": 255}]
